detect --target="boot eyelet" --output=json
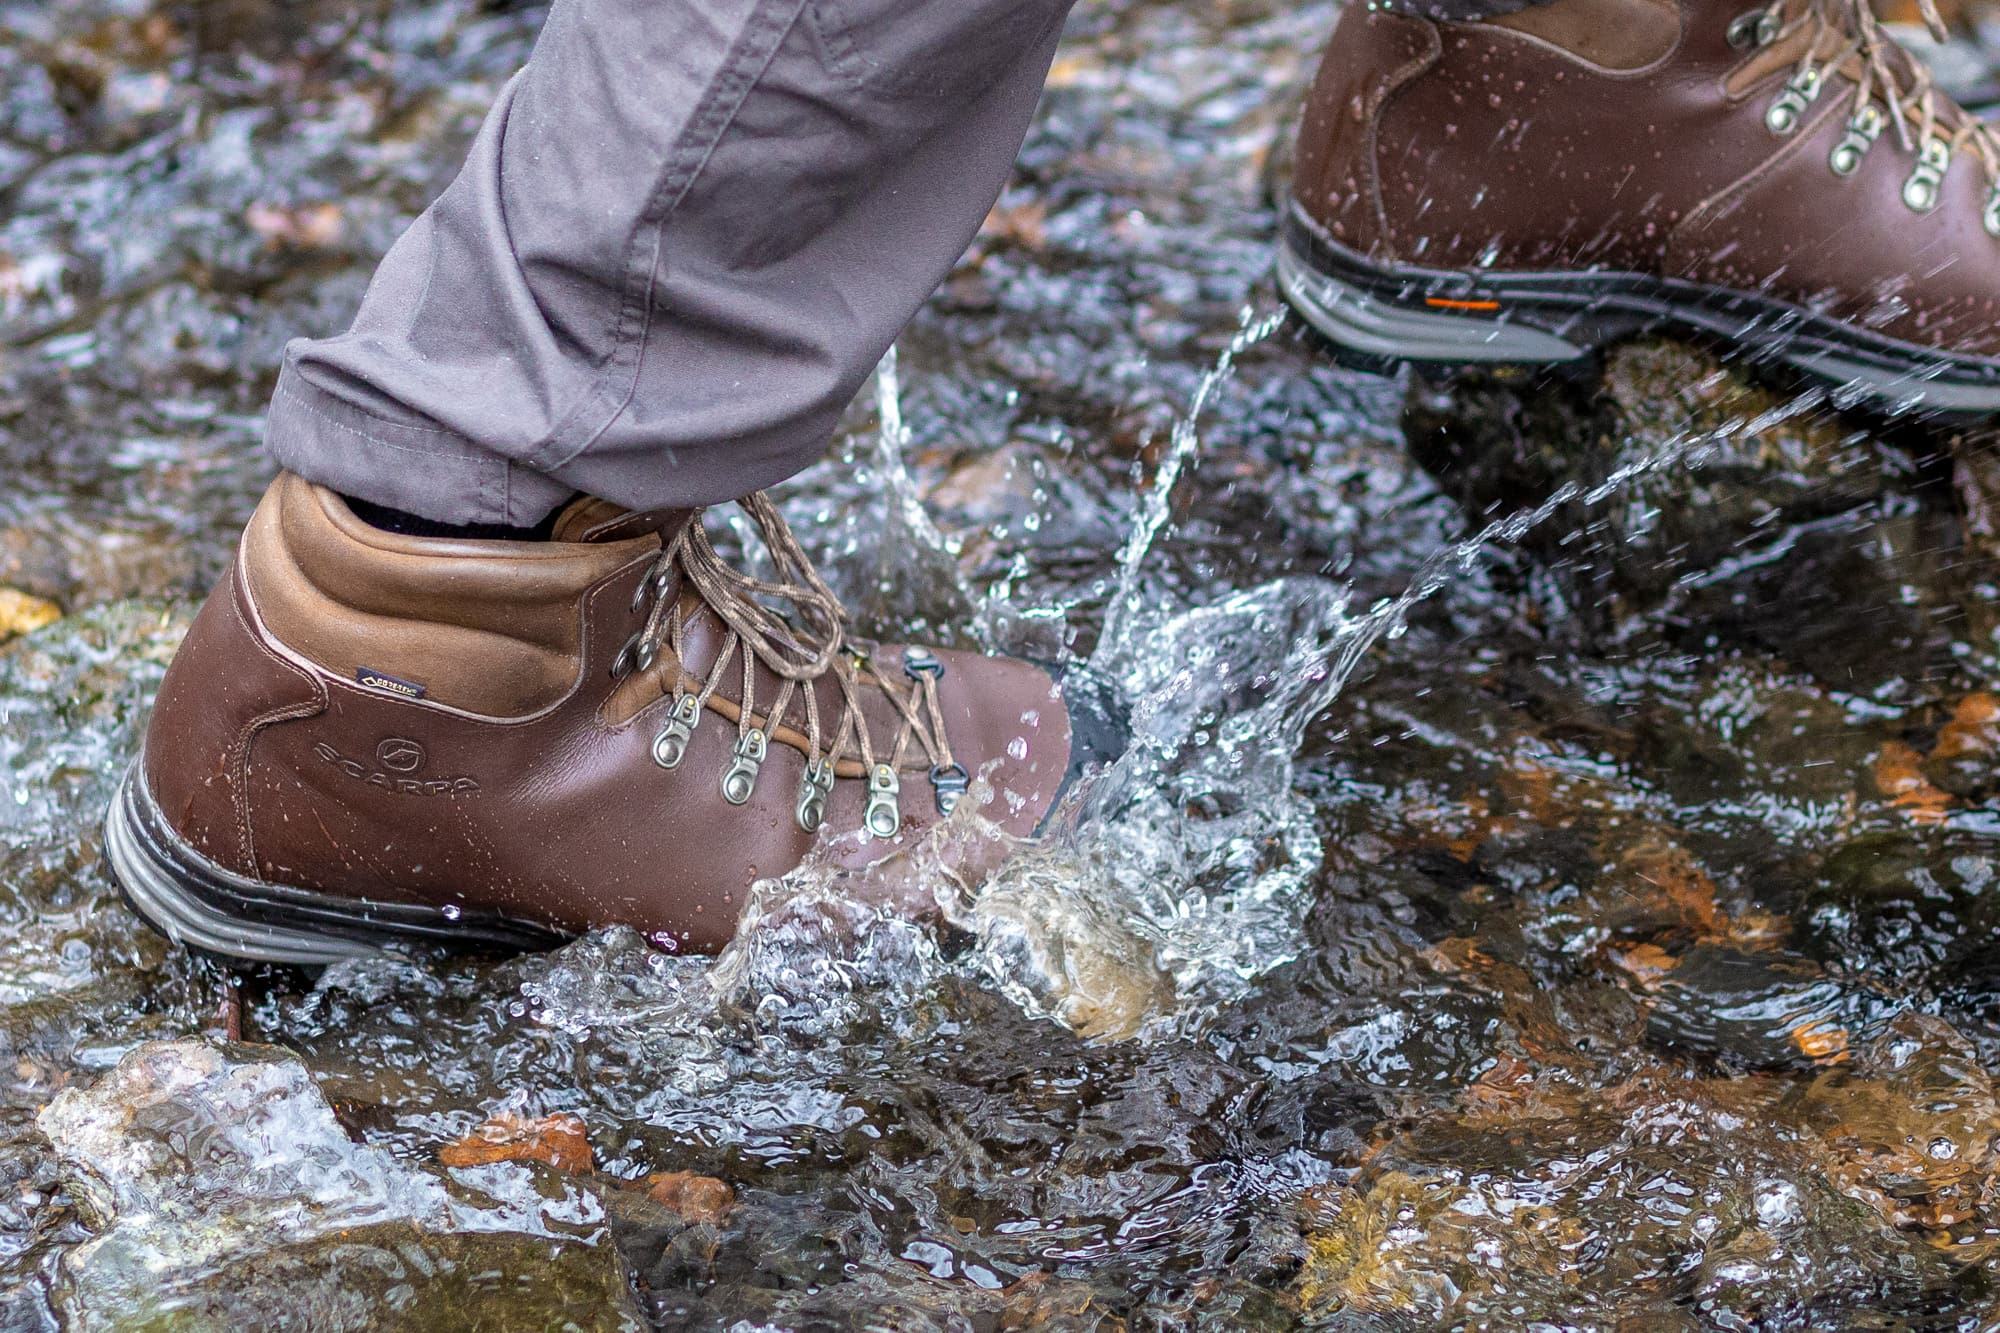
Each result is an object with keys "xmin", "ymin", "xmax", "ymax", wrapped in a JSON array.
[
  {"xmin": 863, "ymin": 765, "xmax": 902, "ymax": 840},
  {"xmin": 610, "ymin": 634, "xmax": 643, "ymax": 680},
  {"xmin": 1903, "ymin": 138, "xmax": 1950, "ymax": 213},
  {"xmin": 796, "ymin": 757, "xmax": 836, "ymax": 833},
  {"xmin": 1984, "ymin": 187, "xmax": 2000, "ymax": 238},
  {"xmin": 1828, "ymin": 104, "xmax": 1883, "ymax": 177},
  {"xmin": 630, "ymin": 567, "xmax": 675, "ymax": 615},
  {"xmin": 1764, "ymin": 68, "xmax": 1820, "ymax": 136},
  {"xmin": 653, "ymin": 694, "xmax": 702, "ymax": 770},
  {"xmin": 902, "ymin": 646, "xmax": 945, "ymax": 682},
  {"xmin": 722, "ymin": 730, "xmax": 767, "ymax": 805},
  {"xmin": 929, "ymin": 763, "xmax": 971, "ymax": 816},
  {"xmin": 1727, "ymin": 8, "xmax": 1779, "ymax": 49}
]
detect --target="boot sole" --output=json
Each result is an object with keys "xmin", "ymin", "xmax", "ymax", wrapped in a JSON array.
[
  {"xmin": 1278, "ymin": 204, "xmax": 2000, "ymax": 416},
  {"xmin": 103, "ymin": 762, "xmax": 565, "ymax": 967}
]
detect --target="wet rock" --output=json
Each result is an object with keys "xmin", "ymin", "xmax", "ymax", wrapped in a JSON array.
[
  {"xmin": 1798, "ymin": 829, "xmax": 2000, "ymax": 986},
  {"xmin": 1293, "ymin": 1053, "xmax": 1983, "ymax": 1325},
  {"xmin": 38, "ymin": 1041, "xmax": 643, "ymax": 1331},
  {"xmin": 1626, "ymin": 944, "xmax": 1890, "ymax": 1070},
  {"xmin": 67, "ymin": 1225, "xmax": 646, "ymax": 1333},
  {"xmin": 1400, "ymin": 340, "xmax": 1972, "ymax": 687},
  {"xmin": 1794, "ymin": 1014, "xmax": 2000, "ymax": 1235},
  {"xmin": 962, "ymin": 862, "xmax": 1175, "ymax": 1042},
  {"xmin": 1952, "ymin": 430, "xmax": 2000, "ymax": 561}
]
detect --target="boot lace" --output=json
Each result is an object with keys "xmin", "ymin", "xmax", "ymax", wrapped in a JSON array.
[
  {"xmin": 613, "ymin": 493, "xmax": 963, "ymax": 840},
  {"xmin": 1735, "ymin": 0, "xmax": 2000, "ymax": 229}
]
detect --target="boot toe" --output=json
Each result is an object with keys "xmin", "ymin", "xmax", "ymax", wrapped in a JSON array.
[{"xmin": 1046, "ymin": 660, "xmax": 1129, "ymax": 813}]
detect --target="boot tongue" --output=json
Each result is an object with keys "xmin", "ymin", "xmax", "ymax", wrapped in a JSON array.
[{"xmin": 551, "ymin": 497, "xmax": 693, "ymax": 544}]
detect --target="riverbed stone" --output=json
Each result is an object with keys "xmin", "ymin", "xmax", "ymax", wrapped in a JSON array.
[
  {"xmin": 1293, "ymin": 1041, "xmax": 1988, "ymax": 1324},
  {"xmin": 38, "ymin": 1040, "xmax": 644, "ymax": 1332},
  {"xmin": 1399, "ymin": 340, "xmax": 1977, "ymax": 689}
]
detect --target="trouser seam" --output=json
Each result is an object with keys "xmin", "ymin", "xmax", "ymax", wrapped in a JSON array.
[
  {"xmin": 526, "ymin": 0, "xmax": 812, "ymax": 476},
  {"xmin": 271, "ymin": 378, "xmax": 458, "ymax": 446},
  {"xmin": 268, "ymin": 373, "xmax": 512, "ymax": 520}
]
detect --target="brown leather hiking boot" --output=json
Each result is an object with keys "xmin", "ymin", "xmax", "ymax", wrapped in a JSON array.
[
  {"xmin": 1283, "ymin": 0, "xmax": 2000, "ymax": 413},
  {"xmin": 105, "ymin": 474, "xmax": 1119, "ymax": 964}
]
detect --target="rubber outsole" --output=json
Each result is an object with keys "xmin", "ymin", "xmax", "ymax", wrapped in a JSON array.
[
  {"xmin": 1277, "ymin": 204, "xmax": 2000, "ymax": 417},
  {"xmin": 103, "ymin": 763, "xmax": 565, "ymax": 967}
]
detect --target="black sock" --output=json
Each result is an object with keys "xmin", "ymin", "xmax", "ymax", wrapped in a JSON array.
[{"xmin": 343, "ymin": 495, "xmax": 567, "ymax": 542}]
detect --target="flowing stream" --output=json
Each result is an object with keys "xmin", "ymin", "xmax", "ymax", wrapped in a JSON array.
[{"xmin": 4, "ymin": 0, "xmax": 2000, "ymax": 1328}]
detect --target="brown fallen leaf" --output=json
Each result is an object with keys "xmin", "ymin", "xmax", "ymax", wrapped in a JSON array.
[
  {"xmin": 999, "ymin": 1271, "xmax": 1114, "ymax": 1329},
  {"xmin": 1618, "ymin": 836, "xmax": 1726, "ymax": 937},
  {"xmin": 245, "ymin": 201, "xmax": 344, "ymax": 250},
  {"xmin": 1873, "ymin": 740, "xmax": 1951, "ymax": 825},
  {"xmin": 979, "ymin": 199, "xmax": 1048, "ymax": 251},
  {"xmin": 1933, "ymin": 693, "xmax": 2000, "ymax": 763},
  {"xmin": 439, "ymin": 1112, "xmax": 593, "ymax": 1174},
  {"xmin": 1042, "ymin": 55, "xmax": 1097, "ymax": 89},
  {"xmin": 641, "ymin": 1170, "xmax": 735, "ymax": 1225},
  {"xmin": 0, "ymin": 587, "xmax": 60, "ymax": 641},
  {"xmin": 1792, "ymin": 1019, "xmax": 1850, "ymax": 1065},
  {"xmin": 1611, "ymin": 941, "xmax": 1681, "ymax": 987}
]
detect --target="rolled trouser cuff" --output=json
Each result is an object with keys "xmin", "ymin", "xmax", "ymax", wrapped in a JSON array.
[{"xmin": 263, "ymin": 362, "xmax": 579, "ymax": 527}]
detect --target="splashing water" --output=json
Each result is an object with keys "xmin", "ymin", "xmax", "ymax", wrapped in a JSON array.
[
  {"xmin": 952, "ymin": 321, "xmax": 1831, "ymax": 1037},
  {"xmin": 530, "ymin": 313, "xmax": 1832, "ymax": 1052},
  {"xmin": 1098, "ymin": 304, "xmax": 1289, "ymax": 663},
  {"xmin": 872, "ymin": 345, "xmax": 961, "ymax": 577},
  {"xmin": 808, "ymin": 345, "xmax": 986, "ymax": 649}
]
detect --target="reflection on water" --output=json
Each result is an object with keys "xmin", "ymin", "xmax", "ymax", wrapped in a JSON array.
[{"xmin": 5, "ymin": 0, "xmax": 2000, "ymax": 1327}]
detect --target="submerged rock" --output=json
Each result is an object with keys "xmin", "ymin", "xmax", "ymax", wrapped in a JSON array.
[
  {"xmin": 1400, "ymin": 340, "xmax": 1977, "ymax": 689},
  {"xmin": 1293, "ymin": 1013, "xmax": 2000, "ymax": 1326},
  {"xmin": 38, "ymin": 1041, "xmax": 643, "ymax": 1331}
]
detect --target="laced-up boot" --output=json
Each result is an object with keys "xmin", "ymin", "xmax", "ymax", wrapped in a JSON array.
[
  {"xmin": 1284, "ymin": 0, "xmax": 2000, "ymax": 413},
  {"xmin": 106, "ymin": 474, "xmax": 1118, "ymax": 963}
]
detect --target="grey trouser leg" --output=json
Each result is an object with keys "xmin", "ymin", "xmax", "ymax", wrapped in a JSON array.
[{"xmin": 266, "ymin": 0, "xmax": 1074, "ymax": 525}]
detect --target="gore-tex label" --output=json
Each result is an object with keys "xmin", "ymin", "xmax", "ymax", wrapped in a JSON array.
[{"xmin": 356, "ymin": 667, "xmax": 427, "ymax": 700}]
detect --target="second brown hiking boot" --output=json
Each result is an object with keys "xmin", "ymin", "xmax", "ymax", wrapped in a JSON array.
[
  {"xmin": 106, "ymin": 475, "xmax": 1121, "ymax": 964},
  {"xmin": 1283, "ymin": 0, "xmax": 2000, "ymax": 414}
]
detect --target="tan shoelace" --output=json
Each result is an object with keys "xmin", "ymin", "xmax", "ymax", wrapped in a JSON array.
[
  {"xmin": 1747, "ymin": 0, "xmax": 2000, "ymax": 220},
  {"xmin": 614, "ymin": 493, "xmax": 963, "ymax": 839}
]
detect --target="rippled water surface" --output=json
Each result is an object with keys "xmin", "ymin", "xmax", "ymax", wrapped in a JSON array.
[{"xmin": 7, "ymin": 0, "xmax": 2000, "ymax": 1327}]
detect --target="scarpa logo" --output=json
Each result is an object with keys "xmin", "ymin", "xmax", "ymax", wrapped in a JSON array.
[{"xmin": 313, "ymin": 740, "xmax": 478, "ymax": 796}]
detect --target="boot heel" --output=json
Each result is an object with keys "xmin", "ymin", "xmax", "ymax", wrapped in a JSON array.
[
  {"xmin": 1277, "ymin": 231, "xmax": 1587, "ymax": 371},
  {"xmin": 103, "ymin": 762, "xmax": 562, "ymax": 967},
  {"xmin": 103, "ymin": 765, "xmax": 383, "ymax": 967}
]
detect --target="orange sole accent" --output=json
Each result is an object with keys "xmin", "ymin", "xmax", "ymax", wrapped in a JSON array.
[{"xmin": 1424, "ymin": 296, "xmax": 1502, "ymax": 312}]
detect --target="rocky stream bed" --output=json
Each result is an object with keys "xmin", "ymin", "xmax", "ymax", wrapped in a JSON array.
[{"xmin": 7, "ymin": 0, "xmax": 2000, "ymax": 1328}]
